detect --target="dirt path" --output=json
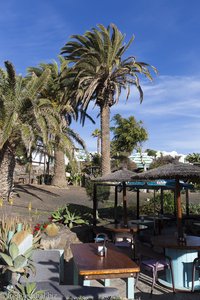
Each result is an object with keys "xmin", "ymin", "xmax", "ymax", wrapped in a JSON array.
[{"xmin": 1, "ymin": 184, "xmax": 93, "ymax": 223}]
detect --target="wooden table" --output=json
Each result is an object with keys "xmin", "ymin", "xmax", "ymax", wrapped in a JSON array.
[
  {"xmin": 151, "ymin": 235, "xmax": 200, "ymax": 291},
  {"xmin": 104, "ymin": 223, "xmax": 148, "ymax": 233},
  {"xmin": 128, "ymin": 219, "xmax": 154, "ymax": 226},
  {"xmin": 71, "ymin": 243, "xmax": 140, "ymax": 299},
  {"xmin": 148, "ymin": 215, "xmax": 171, "ymax": 234}
]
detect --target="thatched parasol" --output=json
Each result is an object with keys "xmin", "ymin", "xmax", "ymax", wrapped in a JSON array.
[
  {"xmin": 131, "ymin": 162, "xmax": 200, "ymax": 236},
  {"xmin": 131, "ymin": 162, "xmax": 200, "ymax": 180},
  {"xmin": 94, "ymin": 169, "xmax": 137, "ymax": 183},
  {"xmin": 93, "ymin": 169, "xmax": 136, "ymax": 226}
]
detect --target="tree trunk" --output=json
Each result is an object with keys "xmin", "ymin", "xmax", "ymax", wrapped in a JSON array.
[
  {"xmin": 51, "ymin": 148, "xmax": 68, "ymax": 188},
  {"xmin": 97, "ymin": 136, "xmax": 100, "ymax": 155},
  {"xmin": 100, "ymin": 105, "xmax": 111, "ymax": 175},
  {"xmin": 0, "ymin": 144, "xmax": 15, "ymax": 201}
]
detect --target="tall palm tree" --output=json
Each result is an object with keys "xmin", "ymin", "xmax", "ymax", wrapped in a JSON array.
[
  {"xmin": 91, "ymin": 129, "xmax": 101, "ymax": 154},
  {"xmin": 0, "ymin": 61, "xmax": 57, "ymax": 200},
  {"xmin": 61, "ymin": 23, "xmax": 157, "ymax": 175},
  {"xmin": 28, "ymin": 57, "xmax": 86, "ymax": 188}
]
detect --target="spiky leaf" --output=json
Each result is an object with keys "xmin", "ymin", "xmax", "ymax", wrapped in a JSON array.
[
  {"xmin": 13, "ymin": 255, "xmax": 27, "ymax": 269},
  {"xmin": 0, "ymin": 253, "xmax": 13, "ymax": 266},
  {"xmin": 9, "ymin": 242, "xmax": 19, "ymax": 260}
]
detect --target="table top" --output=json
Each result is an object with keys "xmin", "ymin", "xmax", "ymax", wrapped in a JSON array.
[
  {"xmin": 128, "ymin": 219, "xmax": 154, "ymax": 225},
  {"xmin": 193, "ymin": 222, "xmax": 200, "ymax": 226},
  {"xmin": 151, "ymin": 235, "xmax": 200, "ymax": 250},
  {"xmin": 147, "ymin": 215, "xmax": 171, "ymax": 220},
  {"xmin": 104, "ymin": 223, "xmax": 148, "ymax": 233},
  {"xmin": 71, "ymin": 243, "xmax": 140, "ymax": 276}
]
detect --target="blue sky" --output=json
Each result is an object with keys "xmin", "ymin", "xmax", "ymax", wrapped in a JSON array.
[{"xmin": 1, "ymin": 0, "xmax": 200, "ymax": 155}]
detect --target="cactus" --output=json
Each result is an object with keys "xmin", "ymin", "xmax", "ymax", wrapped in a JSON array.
[{"xmin": 45, "ymin": 223, "xmax": 59, "ymax": 237}]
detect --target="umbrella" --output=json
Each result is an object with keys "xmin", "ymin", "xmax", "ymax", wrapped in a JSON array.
[
  {"xmin": 93, "ymin": 169, "xmax": 136, "ymax": 226},
  {"xmin": 127, "ymin": 179, "xmax": 194, "ymax": 190},
  {"xmin": 94, "ymin": 169, "xmax": 137, "ymax": 183},
  {"xmin": 131, "ymin": 162, "xmax": 200, "ymax": 236}
]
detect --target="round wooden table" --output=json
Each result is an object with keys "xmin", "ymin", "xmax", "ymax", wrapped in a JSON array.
[
  {"xmin": 151, "ymin": 235, "xmax": 200, "ymax": 291},
  {"xmin": 104, "ymin": 223, "xmax": 148, "ymax": 234},
  {"xmin": 128, "ymin": 219, "xmax": 154, "ymax": 226}
]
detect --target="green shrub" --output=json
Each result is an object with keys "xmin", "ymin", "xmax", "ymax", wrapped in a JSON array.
[
  {"xmin": 141, "ymin": 191, "xmax": 175, "ymax": 215},
  {"xmin": 85, "ymin": 178, "xmax": 110, "ymax": 203}
]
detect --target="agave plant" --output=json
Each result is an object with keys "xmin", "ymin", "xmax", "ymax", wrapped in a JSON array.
[
  {"xmin": 63, "ymin": 206, "xmax": 87, "ymax": 229},
  {"xmin": 51, "ymin": 205, "xmax": 90, "ymax": 229},
  {"xmin": 51, "ymin": 207, "xmax": 64, "ymax": 223},
  {"xmin": 0, "ymin": 234, "xmax": 34, "ymax": 285},
  {"xmin": 6, "ymin": 282, "xmax": 45, "ymax": 300}
]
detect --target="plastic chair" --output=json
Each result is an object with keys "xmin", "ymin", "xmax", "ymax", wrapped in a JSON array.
[
  {"xmin": 191, "ymin": 257, "xmax": 200, "ymax": 292},
  {"xmin": 114, "ymin": 232, "xmax": 134, "ymax": 248},
  {"xmin": 113, "ymin": 232, "xmax": 135, "ymax": 259},
  {"xmin": 135, "ymin": 240, "xmax": 175, "ymax": 295}
]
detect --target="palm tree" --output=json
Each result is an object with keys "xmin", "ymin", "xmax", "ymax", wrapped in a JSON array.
[
  {"xmin": 91, "ymin": 129, "xmax": 101, "ymax": 154},
  {"xmin": 61, "ymin": 23, "xmax": 157, "ymax": 175},
  {"xmin": 0, "ymin": 61, "xmax": 56, "ymax": 200},
  {"xmin": 186, "ymin": 153, "xmax": 200, "ymax": 164},
  {"xmin": 28, "ymin": 57, "xmax": 86, "ymax": 188}
]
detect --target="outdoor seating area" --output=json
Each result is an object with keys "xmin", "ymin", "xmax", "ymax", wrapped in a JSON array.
[
  {"xmin": 21, "ymin": 249, "xmax": 119, "ymax": 299},
  {"xmin": 0, "ymin": 182, "xmax": 200, "ymax": 299}
]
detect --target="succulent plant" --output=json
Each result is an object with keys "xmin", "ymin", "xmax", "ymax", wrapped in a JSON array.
[
  {"xmin": 0, "ymin": 242, "xmax": 33, "ymax": 275},
  {"xmin": 6, "ymin": 282, "xmax": 45, "ymax": 299},
  {"xmin": 51, "ymin": 205, "xmax": 89, "ymax": 229},
  {"xmin": 63, "ymin": 207, "xmax": 87, "ymax": 229},
  {"xmin": 0, "ymin": 232, "xmax": 35, "ymax": 286},
  {"xmin": 51, "ymin": 207, "xmax": 64, "ymax": 223},
  {"xmin": 44, "ymin": 223, "xmax": 59, "ymax": 237},
  {"xmin": 0, "ymin": 215, "xmax": 32, "ymax": 252}
]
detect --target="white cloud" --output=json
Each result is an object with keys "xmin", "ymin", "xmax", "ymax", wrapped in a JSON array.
[{"xmin": 71, "ymin": 74, "xmax": 200, "ymax": 154}]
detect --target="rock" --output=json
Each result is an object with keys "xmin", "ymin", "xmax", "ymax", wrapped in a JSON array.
[{"xmin": 40, "ymin": 226, "xmax": 81, "ymax": 261}]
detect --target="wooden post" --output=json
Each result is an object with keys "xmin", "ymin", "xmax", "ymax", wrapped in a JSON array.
[
  {"xmin": 173, "ymin": 190, "xmax": 176, "ymax": 216},
  {"xmin": 186, "ymin": 189, "xmax": 189, "ymax": 217},
  {"xmin": 93, "ymin": 183, "xmax": 97, "ymax": 226},
  {"xmin": 176, "ymin": 178, "xmax": 182, "ymax": 237},
  {"xmin": 114, "ymin": 186, "xmax": 118, "ymax": 224},
  {"xmin": 160, "ymin": 188, "xmax": 164, "ymax": 215},
  {"xmin": 136, "ymin": 189, "xmax": 140, "ymax": 219},
  {"xmin": 123, "ymin": 182, "xmax": 128, "ymax": 226}
]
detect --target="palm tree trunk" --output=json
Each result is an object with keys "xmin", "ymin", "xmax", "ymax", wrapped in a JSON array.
[
  {"xmin": 52, "ymin": 146, "xmax": 68, "ymax": 188},
  {"xmin": 97, "ymin": 136, "xmax": 100, "ymax": 155},
  {"xmin": 100, "ymin": 105, "xmax": 111, "ymax": 175},
  {"xmin": 0, "ymin": 144, "xmax": 15, "ymax": 201}
]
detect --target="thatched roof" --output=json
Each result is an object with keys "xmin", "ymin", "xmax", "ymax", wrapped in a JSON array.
[
  {"xmin": 131, "ymin": 162, "xmax": 200, "ymax": 181},
  {"xmin": 93, "ymin": 169, "xmax": 136, "ymax": 183}
]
